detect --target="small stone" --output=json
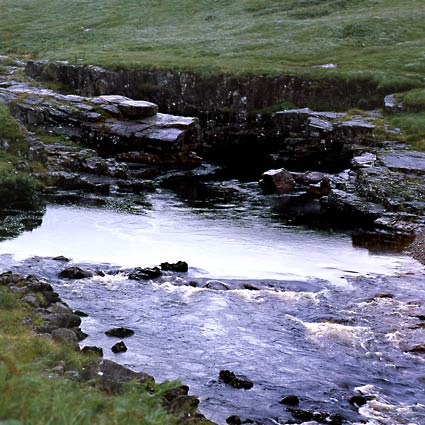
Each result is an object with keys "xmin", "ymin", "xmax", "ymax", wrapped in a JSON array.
[
  {"xmin": 111, "ymin": 341, "xmax": 127, "ymax": 353},
  {"xmin": 279, "ymin": 395, "xmax": 299, "ymax": 406},
  {"xmin": 105, "ymin": 327, "xmax": 134, "ymax": 338},
  {"xmin": 52, "ymin": 256, "xmax": 70, "ymax": 262}
]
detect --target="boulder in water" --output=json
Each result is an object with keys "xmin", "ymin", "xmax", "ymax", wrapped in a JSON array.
[
  {"xmin": 128, "ymin": 266, "xmax": 162, "ymax": 280},
  {"xmin": 219, "ymin": 370, "xmax": 253, "ymax": 390},
  {"xmin": 160, "ymin": 261, "xmax": 189, "ymax": 272},
  {"xmin": 58, "ymin": 267, "xmax": 93, "ymax": 279},
  {"xmin": 111, "ymin": 341, "xmax": 127, "ymax": 353},
  {"xmin": 105, "ymin": 327, "xmax": 134, "ymax": 338}
]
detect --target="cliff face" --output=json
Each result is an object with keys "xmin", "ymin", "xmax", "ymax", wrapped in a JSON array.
[{"xmin": 25, "ymin": 61, "xmax": 387, "ymax": 170}]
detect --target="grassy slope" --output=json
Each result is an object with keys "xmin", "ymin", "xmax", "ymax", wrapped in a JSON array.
[{"xmin": 0, "ymin": 0, "xmax": 424, "ymax": 88}]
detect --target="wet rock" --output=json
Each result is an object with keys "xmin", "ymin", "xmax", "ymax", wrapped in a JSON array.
[
  {"xmin": 51, "ymin": 328, "xmax": 79, "ymax": 350},
  {"xmin": 260, "ymin": 168, "xmax": 296, "ymax": 194},
  {"xmin": 52, "ymin": 255, "xmax": 70, "ymax": 262},
  {"xmin": 369, "ymin": 292, "xmax": 394, "ymax": 301},
  {"xmin": 279, "ymin": 395, "xmax": 299, "ymax": 406},
  {"xmin": 348, "ymin": 395, "xmax": 368, "ymax": 407},
  {"xmin": 384, "ymin": 94, "xmax": 404, "ymax": 114},
  {"xmin": 287, "ymin": 408, "xmax": 343, "ymax": 425},
  {"xmin": 81, "ymin": 346, "xmax": 104, "ymax": 357},
  {"xmin": 160, "ymin": 261, "xmax": 189, "ymax": 272},
  {"xmin": 111, "ymin": 341, "xmax": 127, "ymax": 353},
  {"xmin": 81, "ymin": 359, "xmax": 154, "ymax": 393},
  {"xmin": 242, "ymin": 283, "xmax": 260, "ymax": 291},
  {"xmin": 219, "ymin": 370, "xmax": 253, "ymax": 390},
  {"xmin": 73, "ymin": 328, "xmax": 88, "ymax": 341},
  {"xmin": 204, "ymin": 280, "xmax": 230, "ymax": 291},
  {"xmin": 405, "ymin": 344, "xmax": 425, "ymax": 354},
  {"xmin": 105, "ymin": 327, "xmax": 135, "ymax": 338},
  {"xmin": 116, "ymin": 179, "xmax": 157, "ymax": 193},
  {"xmin": 58, "ymin": 267, "xmax": 93, "ymax": 279},
  {"xmin": 128, "ymin": 266, "xmax": 162, "ymax": 280},
  {"xmin": 226, "ymin": 415, "xmax": 242, "ymax": 425},
  {"xmin": 73, "ymin": 310, "xmax": 89, "ymax": 317},
  {"xmin": 286, "ymin": 408, "xmax": 313, "ymax": 421}
]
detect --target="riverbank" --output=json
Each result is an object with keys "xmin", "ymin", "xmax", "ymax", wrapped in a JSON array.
[{"xmin": 0, "ymin": 271, "xmax": 214, "ymax": 424}]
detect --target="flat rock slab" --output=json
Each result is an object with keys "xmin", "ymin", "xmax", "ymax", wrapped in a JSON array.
[
  {"xmin": 118, "ymin": 100, "xmax": 158, "ymax": 118},
  {"xmin": 379, "ymin": 151, "xmax": 425, "ymax": 175}
]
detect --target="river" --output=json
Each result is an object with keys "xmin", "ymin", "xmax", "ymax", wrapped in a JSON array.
[{"xmin": 1, "ymin": 183, "xmax": 424, "ymax": 424}]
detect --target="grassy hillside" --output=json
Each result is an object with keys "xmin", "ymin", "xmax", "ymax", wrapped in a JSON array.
[{"xmin": 0, "ymin": 0, "xmax": 424, "ymax": 87}]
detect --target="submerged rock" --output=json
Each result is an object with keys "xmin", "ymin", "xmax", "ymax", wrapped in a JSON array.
[
  {"xmin": 160, "ymin": 261, "xmax": 189, "ymax": 272},
  {"xmin": 58, "ymin": 267, "xmax": 93, "ymax": 279},
  {"xmin": 128, "ymin": 266, "xmax": 162, "ymax": 280},
  {"xmin": 105, "ymin": 327, "xmax": 135, "ymax": 338},
  {"xmin": 204, "ymin": 280, "xmax": 230, "ymax": 291},
  {"xmin": 219, "ymin": 370, "xmax": 253, "ymax": 390},
  {"xmin": 279, "ymin": 395, "xmax": 300, "ymax": 406}
]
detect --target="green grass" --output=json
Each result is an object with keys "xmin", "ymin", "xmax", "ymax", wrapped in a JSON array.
[
  {"xmin": 0, "ymin": 0, "xmax": 424, "ymax": 87},
  {"xmin": 0, "ymin": 103, "xmax": 26, "ymax": 143},
  {"xmin": 396, "ymin": 88, "xmax": 425, "ymax": 110},
  {"xmin": 0, "ymin": 286, "xmax": 188, "ymax": 425}
]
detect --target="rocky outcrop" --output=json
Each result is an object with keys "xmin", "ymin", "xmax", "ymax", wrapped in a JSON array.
[
  {"xmin": 25, "ymin": 60, "xmax": 390, "ymax": 172},
  {"xmin": 261, "ymin": 149, "xmax": 425, "ymax": 235},
  {"xmin": 0, "ymin": 80, "xmax": 201, "ymax": 167}
]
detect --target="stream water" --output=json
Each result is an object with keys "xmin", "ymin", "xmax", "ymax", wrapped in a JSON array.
[{"xmin": 1, "ymin": 184, "xmax": 425, "ymax": 424}]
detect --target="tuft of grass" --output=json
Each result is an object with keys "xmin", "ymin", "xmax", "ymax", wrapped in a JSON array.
[
  {"xmin": 0, "ymin": 171, "xmax": 40, "ymax": 210},
  {"xmin": 396, "ymin": 88, "xmax": 425, "ymax": 111},
  {"xmin": 373, "ymin": 112, "xmax": 425, "ymax": 152},
  {"xmin": 0, "ymin": 103, "xmax": 26, "ymax": 142}
]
